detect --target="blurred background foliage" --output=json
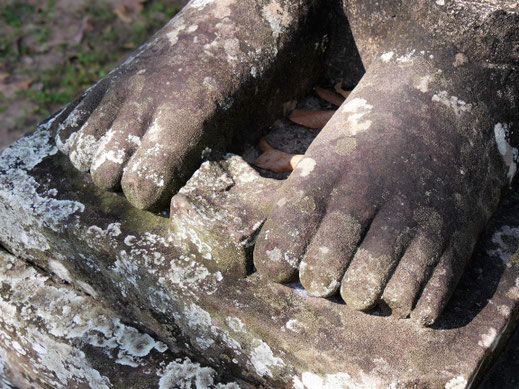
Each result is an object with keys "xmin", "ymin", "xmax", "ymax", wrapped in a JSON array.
[{"xmin": 0, "ymin": 0, "xmax": 186, "ymax": 148}]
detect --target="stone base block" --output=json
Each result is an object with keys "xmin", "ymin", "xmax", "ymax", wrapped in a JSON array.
[
  {"xmin": 1, "ymin": 120, "xmax": 519, "ymax": 387},
  {"xmin": 0, "ymin": 249, "xmax": 240, "ymax": 388}
]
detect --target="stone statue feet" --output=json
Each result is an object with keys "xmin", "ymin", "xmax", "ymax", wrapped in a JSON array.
[
  {"xmin": 254, "ymin": 26, "xmax": 516, "ymax": 325},
  {"xmin": 49, "ymin": 0, "xmax": 518, "ymax": 326},
  {"xmin": 52, "ymin": 0, "xmax": 325, "ymax": 210}
]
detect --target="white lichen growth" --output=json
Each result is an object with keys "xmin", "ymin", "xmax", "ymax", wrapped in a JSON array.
[
  {"xmin": 431, "ymin": 91, "xmax": 472, "ymax": 116},
  {"xmin": 158, "ymin": 358, "xmax": 240, "ymax": 389},
  {"xmin": 396, "ymin": 49, "xmax": 416, "ymax": 64},
  {"xmin": 293, "ymin": 371, "xmax": 360, "ymax": 389},
  {"xmin": 262, "ymin": 1, "xmax": 291, "ymax": 39},
  {"xmin": 494, "ymin": 123, "xmax": 518, "ymax": 183},
  {"xmin": 478, "ymin": 327, "xmax": 497, "ymax": 349},
  {"xmin": 285, "ymin": 319, "xmax": 307, "ymax": 334},
  {"xmin": 91, "ymin": 129, "xmax": 127, "ymax": 172},
  {"xmin": 249, "ymin": 339, "xmax": 285, "ymax": 378},
  {"xmin": 0, "ymin": 119, "xmax": 85, "ymax": 254},
  {"xmin": 380, "ymin": 51, "xmax": 394, "ymax": 63},
  {"xmin": 414, "ymin": 75, "xmax": 431, "ymax": 93},
  {"xmin": 487, "ymin": 225, "xmax": 519, "ymax": 263},
  {"xmin": 341, "ymin": 98, "xmax": 373, "ymax": 135},
  {"xmin": 0, "ymin": 252, "xmax": 168, "ymax": 388},
  {"xmin": 189, "ymin": 0, "xmax": 215, "ymax": 9},
  {"xmin": 266, "ymin": 247, "xmax": 282, "ymax": 262},
  {"xmin": 445, "ymin": 375, "xmax": 467, "ymax": 389},
  {"xmin": 297, "ymin": 158, "xmax": 316, "ymax": 177},
  {"xmin": 68, "ymin": 132, "xmax": 100, "ymax": 172}
]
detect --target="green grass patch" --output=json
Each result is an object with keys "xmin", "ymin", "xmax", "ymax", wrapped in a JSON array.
[{"xmin": 1, "ymin": 0, "xmax": 183, "ymax": 119}]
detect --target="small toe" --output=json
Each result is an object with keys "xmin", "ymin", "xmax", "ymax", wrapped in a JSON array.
[
  {"xmin": 55, "ymin": 78, "xmax": 113, "ymax": 154},
  {"xmin": 340, "ymin": 202, "xmax": 413, "ymax": 310},
  {"xmin": 382, "ymin": 230, "xmax": 443, "ymax": 318},
  {"xmin": 411, "ymin": 244, "xmax": 468, "ymax": 326}
]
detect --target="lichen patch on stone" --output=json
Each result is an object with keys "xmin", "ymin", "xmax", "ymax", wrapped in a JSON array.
[
  {"xmin": 294, "ymin": 371, "xmax": 360, "ymax": 389},
  {"xmin": 478, "ymin": 327, "xmax": 497, "ymax": 348},
  {"xmin": 296, "ymin": 158, "xmax": 316, "ymax": 177},
  {"xmin": 91, "ymin": 129, "xmax": 126, "ymax": 172},
  {"xmin": 249, "ymin": 339, "xmax": 285, "ymax": 378},
  {"xmin": 453, "ymin": 53, "xmax": 468, "ymax": 68},
  {"xmin": 494, "ymin": 123, "xmax": 518, "ymax": 183},
  {"xmin": 266, "ymin": 246, "xmax": 282, "ymax": 262},
  {"xmin": 285, "ymin": 319, "xmax": 306, "ymax": 334},
  {"xmin": 0, "ymin": 122, "xmax": 85, "ymax": 254},
  {"xmin": 262, "ymin": 1, "xmax": 291, "ymax": 39},
  {"xmin": 157, "ymin": 358, "xmax": 239, "ymax": 389},
  {"xmin": 487, "ymin": 225, "xmax": 519, "ymax": 263},
  {"xmin": 431, "ymin": 91, "xmax": 472, "ymax": 116},
  {"xmin": 444, "ymin": 375, "xmax": 467, "ymax": 389},
  {"xmin": 413, "ymin": 75, "xmax": 431, "ymax": 93},
  {"xmin": 380, "ymin": 51, "xmax": 394, "ymax": 63},
  {"xmin": 190, "ymin": 0, "xmax": 213, "ymax": 8},
  {"xmin": 396, "ymin": 49, "xmax": 416, "ymax": 65},
  {"xmin": 166, "ymin": 21, "xmax": 186, "ymax": 46},
  {"xmin": 341, "ymin": 98, "xmax": 373, "ymax": 135},
  {"xmin": 68, "ymin": 132, "xmax": 100, "ymax": 172},
  {"xmin": 0, "ymin": 252, "xmax": 171, "ymax": 388},
  {"xmin": 48, "ymin": 260, "xmax": 73, "ymax": 283}
]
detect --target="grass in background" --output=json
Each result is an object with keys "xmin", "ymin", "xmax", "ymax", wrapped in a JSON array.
[{"xmin": 0, "ymin": 0, "xmax": 183, "ymax": 120}]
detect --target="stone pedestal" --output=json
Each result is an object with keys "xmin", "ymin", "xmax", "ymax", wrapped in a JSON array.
[
  {"xmin": 1, "ymin": 118, "xmax": 519, "ymax": 387},
  {"xmin": 0, "ymin": 249, "xmax": 239, "ymax": 389}
]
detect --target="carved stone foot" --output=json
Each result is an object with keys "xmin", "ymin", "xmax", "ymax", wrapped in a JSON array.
[
  {"xmin": 254, "ymin": 2, "xmax": 519, "ymax": 325},
  {"xmin": 52, "ymin": 0, "xmax": 327, "ymax": 210}
]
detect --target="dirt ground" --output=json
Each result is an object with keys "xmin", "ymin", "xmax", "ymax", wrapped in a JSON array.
[{"xmin": 0, "ymin": 0, "xmax": 186, "ymax": 150}]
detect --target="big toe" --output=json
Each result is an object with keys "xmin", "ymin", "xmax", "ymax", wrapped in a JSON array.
[
  {"xmin": 254, "ymin": 187, "xmax": 325, "ymax": 283},
  {"xmin": 91, "ymin": 100, "xmax": 151, "ymax": 190}
]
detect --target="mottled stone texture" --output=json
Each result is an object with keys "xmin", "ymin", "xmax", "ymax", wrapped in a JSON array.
[
  {"xmin": 2, "ymin": 122, "xmax": 519, "ymax": 387},
  {"xmin": 2, "ymin": 0, "xmax": 519, "ymax": 386},
  {"xmin": 170, "ymin": 151, "xmax": 285, "ymax": 276},
  {"xmin": 0, "ymin": 249, "xmax": 239, "ymax": 389}
]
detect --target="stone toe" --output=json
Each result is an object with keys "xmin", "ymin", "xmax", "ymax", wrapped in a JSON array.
[
  {"xmin": 299, "ymin": 209, "xmax": 364, "ymax": 297},
  {"xmin": 68, "ymin": 89, "xmax": 125, "ymax": 172},
  {"xmin": 411, "ymin": 244, "xmax": 468, "ymax": 326},
  {"xmin": 382, "ymin": 230, "xmax": 442, "ymax": 318},
  {"xmin": 253, "ymin": 189, "xmax": 326, "ymax": 283},
  {"xmin": 91, "ymin": 100, "xmax": 151, "ymax": 191},
  {"xmin": 340, "ymin": 204, "xmax": 413, "ymax": 310}
]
